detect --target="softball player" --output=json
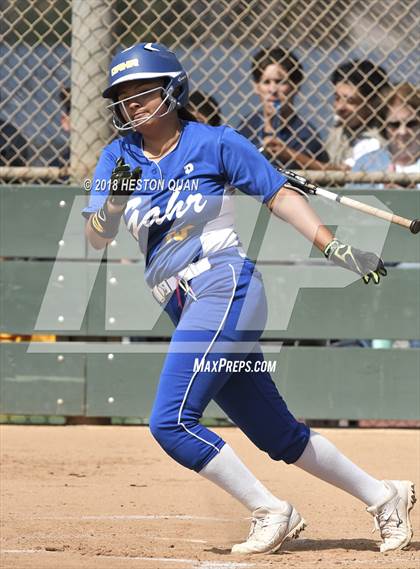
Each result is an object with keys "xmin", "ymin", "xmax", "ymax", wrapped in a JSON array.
[{"xmin": 83, "ymin": 43, "xmax": 415, "ymax": 555}]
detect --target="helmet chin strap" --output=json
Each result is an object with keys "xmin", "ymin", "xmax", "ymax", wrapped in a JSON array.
[{"xmin": 112, "ymin": 88, "xmax": 178, "ymax": 132}]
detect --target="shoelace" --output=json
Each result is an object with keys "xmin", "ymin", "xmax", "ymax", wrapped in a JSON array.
[
  {"xmin": 246, "ymin": 514, "xmax": 283, "ymax": 540},
  {"xmin": 372, "ymin": 498, "xmax": 401, "ymax": 538},
  {"xmin": 246, "ymin": 516, "xmax": 267, "ymax": 539}
]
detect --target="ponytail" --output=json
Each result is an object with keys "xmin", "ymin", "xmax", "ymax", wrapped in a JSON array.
[{"xmin": 177, "ymin": 106, "xmax": 199, "ymax": 122}]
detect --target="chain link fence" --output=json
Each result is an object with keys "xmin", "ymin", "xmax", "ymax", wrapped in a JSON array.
[{"xmin": 1, "ymin": 0, "xmax": 419, "ymax": 184}]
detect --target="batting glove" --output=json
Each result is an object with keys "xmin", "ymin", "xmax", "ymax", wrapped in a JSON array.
[
  {"xmin": 108, "ymin": 157, "xmax": 142, "ymax": 206},
  {"xmin": 324, "ymin": 239, "xmax": 387, "ymax": 285},
  {"xmin": 89, "ymin": 157, "xmax": 141, "ymax": 239}
]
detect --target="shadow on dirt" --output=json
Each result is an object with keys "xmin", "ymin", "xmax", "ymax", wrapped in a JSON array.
[
  {"xmin": 205, "ymin": 540, "xmax": 420, "ymax": 554},
  {"xmin": 286, "ymin": 539, "xmax": 420, "ymax": 552}
]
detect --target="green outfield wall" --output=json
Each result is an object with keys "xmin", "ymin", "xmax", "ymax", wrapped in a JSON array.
[{"xmin": 1, "ymin": 186, "xmax": 419, "ymax": 421}]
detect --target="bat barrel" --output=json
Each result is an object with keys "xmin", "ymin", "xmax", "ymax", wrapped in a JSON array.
[{"xmin": 409, "ymin": 219, "xmax": 420, "ymax": 234}]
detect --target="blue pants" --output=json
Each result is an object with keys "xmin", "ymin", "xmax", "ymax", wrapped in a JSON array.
[{"xmin": 149, "ymin": 248, "xmax": 309, "ymax": 472}]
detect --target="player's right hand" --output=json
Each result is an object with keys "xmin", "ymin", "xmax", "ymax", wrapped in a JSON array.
[
  {"xmin": 324, "ymin": 239, "xmax": 387, "ymax": 285},
  {"xmin": 108, "ymin": 157, "xmax": 142, "ymax": 206}
]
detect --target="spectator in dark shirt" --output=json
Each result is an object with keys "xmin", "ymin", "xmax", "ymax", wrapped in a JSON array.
[
  {"xmin": 60, "ymin": 85, "xmax": 71, "ymax": 136},
  {"xmin": 51, "ymin": 85, "xmax": 71, "ymax": 169},
  {"xmin": 238, "ymin": 47, "xmax": 329, "ymax": 170}
]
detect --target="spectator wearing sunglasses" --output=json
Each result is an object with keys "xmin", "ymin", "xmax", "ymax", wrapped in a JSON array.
[{"xmin": 353, "ymin": 83, "xmax": 419, "ymax": 185}]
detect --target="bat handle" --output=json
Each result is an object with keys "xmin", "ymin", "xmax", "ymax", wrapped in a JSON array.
[{"xmin": 410, "ymin": 219, "xmax": 420, "ymax": 234}]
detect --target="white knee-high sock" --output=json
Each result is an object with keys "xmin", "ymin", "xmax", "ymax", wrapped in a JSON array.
[
  {"xmin": 295, "ymin": 431, "xmax": 388, "ymax": 506},
  {"xmin": 199, "ymin": 444, "xmax": 285, "ymax": 512}
]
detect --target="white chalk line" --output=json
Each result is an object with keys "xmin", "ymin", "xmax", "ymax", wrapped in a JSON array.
[
  {"xmin": 11, "ymin": 535, "xmax": 208, "ymax": 545},
  {"xmin": 29, "ymin": 514, "xmax": 235, "ymax": 522},
  {"xmin": 81, "ymin": 515, "xmax": 233, "ymax": 522},
  {"xmin": 106, "ymin": 558, "xmax": 255, "ymax": 568},
  {"xmin": 154, "ymin": 536, "xmax": 207, "ymax": 544},
  {"xmin": 1, "ymin": 549, "xmax": 42, "ymax": 554},
  {"xmin": 0, "ymin": 550, "xmax": 255, "ymax": 568}
]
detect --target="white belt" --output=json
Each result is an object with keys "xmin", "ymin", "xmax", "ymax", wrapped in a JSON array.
[{"xmin": 152, "ymin": 257, "xmax": 211, "ymax": 304}]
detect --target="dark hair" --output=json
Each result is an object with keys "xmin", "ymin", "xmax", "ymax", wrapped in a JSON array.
[
  {"xmin": 178, "ymin": 107, "xmax": 199, "ymax": 122},
  {"xmin": 187, "ymin": 91, "xmax": 221, "ymax": 126},
  {"xmin": 331, "ymin": 59, "xmax": 388, "ymax": 100},
  {"xmin": 251, "ymin": 47, "xmax": 303, "ymax": 86}
]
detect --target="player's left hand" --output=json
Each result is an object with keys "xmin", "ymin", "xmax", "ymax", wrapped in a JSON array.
[
  {"xmin": 108, "ymin": 157, "xmax": 142, "ymax": 206},
  {"xmin": 324, "ymin": 239, "xmax": 387, "ymax": 285}
]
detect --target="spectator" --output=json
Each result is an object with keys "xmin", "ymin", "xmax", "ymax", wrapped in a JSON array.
[
  {"xmin": 238, "ymin": 47, "xmax": 329, "ymax": 170},
  {"xmin": 51, "ymin": 85, "xmax": 71, "ymax": 169},
  {"xmin": 0, "ymin": 118, "xmax": 28, "ymax": 167},
  {"xmin": 60, "ymin": 85, "xmax": 71, "ymax": 135},
  {"xmin": 325, "ymin": 59, "xmax": 389, "ymax": 168},
  {"xmin": 353, "ymin": 84, "xmax": 419, "ymax": 347},
  {"xmin": 353, "ymin": 83, "xmax": 419, "ymax": 181},
  {"xmin": 188, "ymin": 90, "xmax": 222, "ymax": 126}
]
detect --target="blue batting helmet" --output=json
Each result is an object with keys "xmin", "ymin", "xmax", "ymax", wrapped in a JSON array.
[{"xmin": 102, "ymin": 42, "xmax": 189, "ymax": 109}]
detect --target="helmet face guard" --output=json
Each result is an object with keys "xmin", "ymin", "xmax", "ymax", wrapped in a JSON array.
[
  {"xmin": 103, "ymin": 43, "xmax": 189, "ymax": 130},
  {"xmin": 107, "ymin": 80, "xmax": 181, "ymax": 131}
]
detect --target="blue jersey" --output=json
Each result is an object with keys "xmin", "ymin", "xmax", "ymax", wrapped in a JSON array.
[{"xmin": 83, "ymin": 121, "xmax": 287, "ymax": 287}]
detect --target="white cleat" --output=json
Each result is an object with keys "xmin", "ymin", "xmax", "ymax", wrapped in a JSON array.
[
  {"xmin": 367, "ymin": 480, "xmax": 416, "ymax": 553},
  {"xmin": 231, "ymin": 503, "xmax": 306, "ymax": 554}
]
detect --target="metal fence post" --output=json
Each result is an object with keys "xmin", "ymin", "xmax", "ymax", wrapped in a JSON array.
[{"xmin": 70, "ymin": 0, "xmax": 113, "ymax": 184}]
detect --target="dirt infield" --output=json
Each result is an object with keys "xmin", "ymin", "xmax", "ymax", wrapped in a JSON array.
[{"xmin": 1, "ymin": 426, "xmax": 419, "ymax": 569}]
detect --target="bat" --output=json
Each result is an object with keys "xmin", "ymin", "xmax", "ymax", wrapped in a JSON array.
[{"xmin": 279, "ymin": 168, "xmax": 420, "ymax": 234}]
